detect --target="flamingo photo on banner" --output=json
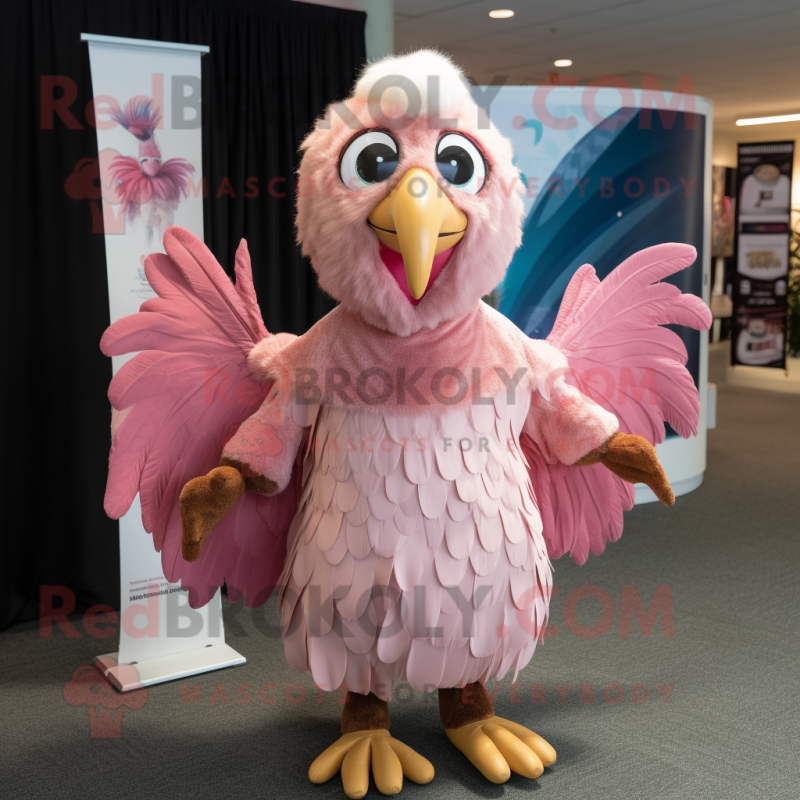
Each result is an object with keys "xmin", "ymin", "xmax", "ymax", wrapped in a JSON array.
[{"xmin": 108, "ymin": 97, "xmax": 195, "ymax": 243}]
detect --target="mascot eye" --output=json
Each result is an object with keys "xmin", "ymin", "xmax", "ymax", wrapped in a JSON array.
[
  {"xmin": 339, "ymin": 131, "xmax": 399, "ymax": 190},
  {"xmin": 435, "ymin": 133, "xmax": 486, "ymax": 194}
]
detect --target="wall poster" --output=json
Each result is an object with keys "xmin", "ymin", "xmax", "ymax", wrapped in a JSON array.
[{"xmin": 732, "ymin": 141, "xmax": 794, "ymax": 368}]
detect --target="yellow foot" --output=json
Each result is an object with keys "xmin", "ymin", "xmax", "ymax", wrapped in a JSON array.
[
  {"xmin": 445, "ymin": 716, "xmax": 556, "ymax": 784},
  {"xmin": 308, "ymin": 729, "xmax": 435, "ymax": 798}
]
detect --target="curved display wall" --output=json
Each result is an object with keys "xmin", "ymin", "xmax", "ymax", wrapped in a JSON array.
[{"xmin": 477, "ymin": 86, "xmax": 712, "ymax": 501}]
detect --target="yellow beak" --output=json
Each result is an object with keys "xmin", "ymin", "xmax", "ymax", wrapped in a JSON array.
[{"xmin": 368, "ymin": 168, "xmax": 467, "ymax": 300}]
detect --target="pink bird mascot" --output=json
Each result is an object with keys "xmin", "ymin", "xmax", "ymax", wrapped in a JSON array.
[
  {"xmin": 108, "ymin": 99, "xmax": 195, "ymax": 241},
  {"xmin": 101, "ymin": 51, "xmax": 711, "ymax": 797}
]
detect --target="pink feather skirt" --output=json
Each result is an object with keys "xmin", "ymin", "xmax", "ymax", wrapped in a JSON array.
[{"xmin": 277, "ymin": 393, "xmax": 552, "ymax": 701}]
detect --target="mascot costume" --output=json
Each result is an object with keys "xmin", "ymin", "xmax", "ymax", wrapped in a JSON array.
[{"xmin": 101, "ymin": 51, "xmax": 711, "ymax": 798}]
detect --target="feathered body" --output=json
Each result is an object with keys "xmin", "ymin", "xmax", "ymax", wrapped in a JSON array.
[
  {"xmin": 109, "ymin": 99, "xmax": 194, "ymax": 239},
  {"xmin": 100, "ymin": 52, "xmax": 711, "ymax": 706},
  {"xmin": 271, "ymin": 304, "xmax": 573, "ymax": 699}
]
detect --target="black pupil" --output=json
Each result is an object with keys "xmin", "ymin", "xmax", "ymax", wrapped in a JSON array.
[
  {"xmin": 356, "ymin": 143, "xmax": 398, "ymax": 183},
  {"xmin": 437, "ymin": 145, "xmax": 474, "ymax": 186}
]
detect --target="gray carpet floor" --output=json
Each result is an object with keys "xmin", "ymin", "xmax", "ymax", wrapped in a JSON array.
[{"xmin": 1, "ymin": 384, "xmax": 798, "ymax": 799}]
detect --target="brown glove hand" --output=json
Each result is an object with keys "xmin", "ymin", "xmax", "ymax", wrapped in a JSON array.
[
  {"xmin": 180, "ymin": 466, "xmax": 245, "ymax": 562},
  {"xmin": 218, "ymin": 458, "xmax": 277, "ymax": 495},
  {"xmin": 574, "ymin": 432, "xmax": 675, "ymax": 506},
  {"xmin": 180, "ymin": 460, "xmax": 278, "ymax": 563}
]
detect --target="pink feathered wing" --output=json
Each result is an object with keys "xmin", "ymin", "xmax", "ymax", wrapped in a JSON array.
[
  {"xmin": 522, "ymin": 243, "xmax": 712, "ymax": 565},
  {"xmin": 100, "ymin": 226, "xmax": 301, "ymax": 608}
]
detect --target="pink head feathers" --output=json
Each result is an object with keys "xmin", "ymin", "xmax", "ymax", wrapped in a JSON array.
[{"xmin": 296, "ymin": 50, "xmax": 525, "ymax": 337}]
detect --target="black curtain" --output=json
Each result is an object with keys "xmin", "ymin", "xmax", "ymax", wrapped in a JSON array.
[{"xmin": 2, "ymin": 0, "xmax": 366, "ymax": 630}]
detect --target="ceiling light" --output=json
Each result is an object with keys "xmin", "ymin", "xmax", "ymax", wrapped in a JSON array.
[
  {"xmin": 553, "ymin": 59, "xmax": 572, "ymax": 67},
  {"xmin": 736, "ymin": 113, "xmax": 800, "ymax": 126},
  {"xmin": 489, "ymin": 9, "xmax": 514, "ymax": 19}
]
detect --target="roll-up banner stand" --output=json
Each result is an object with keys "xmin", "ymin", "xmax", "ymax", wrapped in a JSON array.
[
  {"xmin": 81, "ymin": 33, "xmax": 245, "ymax": 691},
  {"xmin": 479, "ymin": 86, "xmax": 712, "ymax": 503},
  {"xmin": 731, "ymin": 142, "xmax": 794, "ymax": 369}
]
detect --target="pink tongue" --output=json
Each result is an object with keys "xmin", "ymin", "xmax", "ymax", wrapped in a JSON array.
[{"xmin": 378, "ymin": 242, "xmax": 455, "ymax": 306}]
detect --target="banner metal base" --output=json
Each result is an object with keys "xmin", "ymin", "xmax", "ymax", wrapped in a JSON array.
[{"xmin": 95, "ymin": 644, "xmax": 246, "ymax": 692}]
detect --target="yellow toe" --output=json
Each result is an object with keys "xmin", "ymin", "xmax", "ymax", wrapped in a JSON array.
[
  {"xmin": 371, "ymin": 734, "xmax": 403, "ymax": 795},
  {"xmin": 387, "ymin": 737, "xmax": 435, "ymax": 785},
  {"xmin": 308, "ymin": 729, "xmax": 433, "ymax": 796},
  {"xmin": 483, "ymin": 723, "xmax": 543, "ymax": 779},
  {"xmin": 308, "ymin": 732, "xmax": 361, "ymax": 784},
  {"xmin": 341, "ymin": 736, "xmax": 371, "ymax": 799},
  {"xmin": 493, "ymin": 717, "xmax": 557, "ymax": 767},
  {"xmin": 446, "ymin": 722, "xmax": 510, "ymax": 783},
  {"xmin": 446, "ymin": 716, "xmax": 556, "ymax": 783}
]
